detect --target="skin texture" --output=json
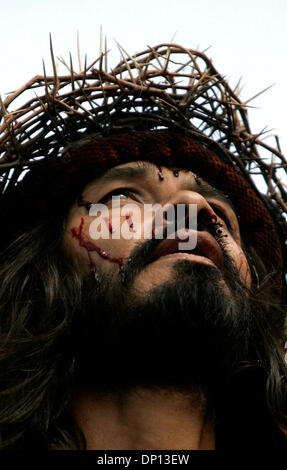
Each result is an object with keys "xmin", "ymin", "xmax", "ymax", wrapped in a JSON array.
[
  {"xmin": 63, "ymin": 161, "xmax": 252, "ymax": 450},
  {"xmin": 64, "ymin": 161, "xmax": 251, "ymax": 291},
  {"xmin": 72, "ymin": 388, "xmax": 215, "ymax": 450}
]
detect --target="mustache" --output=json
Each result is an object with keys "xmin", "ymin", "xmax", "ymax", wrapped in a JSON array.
[
  {"xmin": 119, "ymin": 233, "xmax": 164, "ymax": 286},
  {"xmin": 119, "ymin": 226, "xmax": 240, "ymax": 289}
]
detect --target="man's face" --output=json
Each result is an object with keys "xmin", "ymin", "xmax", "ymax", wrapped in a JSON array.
[
  {"xmin": 64, "ymin": 160, "xmax": 251, "ymax": 294},
  {"xmin": 62, "ymin": 161, "xmax": 253, "ymax": 390}
]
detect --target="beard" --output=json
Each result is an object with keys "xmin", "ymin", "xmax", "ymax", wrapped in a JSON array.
[{"xmin": 70, "ymin": 235, "xmax": 254, "ymax": 397}]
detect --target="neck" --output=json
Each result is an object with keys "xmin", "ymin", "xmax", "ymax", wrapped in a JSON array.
[{"xmin": 72, "ymin": 386, "xmax": 215, "ymax": 450}]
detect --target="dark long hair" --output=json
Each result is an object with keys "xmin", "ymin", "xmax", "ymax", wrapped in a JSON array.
[
  {"xmin": 0, "ymin": 214, "xmax": 286, "ymax": 449},
  {"xmin": 0, "ymin": 217, "xmax": 85, "ymax": 449}
]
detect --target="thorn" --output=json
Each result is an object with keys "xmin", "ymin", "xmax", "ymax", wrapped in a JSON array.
[
  {"xmin": 77, "ymin": 30, "xmax": 82, "ymax": 72},
  {"xmin": 245, "ymin": 83, "xmax": 275, "ymax": 105}
]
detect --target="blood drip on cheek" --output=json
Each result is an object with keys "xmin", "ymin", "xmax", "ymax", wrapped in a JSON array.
[
  {"xmin": 71, "ymin": 217, "xmax": 124, "ymax": 268},
  {"xmin": 244, "ymin": 261, "xmax": 251, "ymax": 284},
  {"xmin": 238, "ymin": 251, "xmax": 251, "ymax": 284},
  {"xmin": 125, "ymin": 213, "xmax": 136, "ymax": 232},
  {"xmin": 104, "ymin": 216, "xmax": 115, "ymax": 234}
]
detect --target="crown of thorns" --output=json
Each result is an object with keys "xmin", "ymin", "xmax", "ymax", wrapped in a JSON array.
[{"xmin": 0, "ymin": 42, "xmax": 286, "ymax": 283}]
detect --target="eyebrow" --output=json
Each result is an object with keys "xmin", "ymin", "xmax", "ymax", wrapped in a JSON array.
[
  {"xmin": 196, "ymin": 180, "xmax": 235, "ymax": 210},
  {"xmin": 100, "ymin": 164, "xmax": 154, "ymax": 182},
  {"xmin": 98, "ymin": 164, "xmax": 235, "ymax": 210}
]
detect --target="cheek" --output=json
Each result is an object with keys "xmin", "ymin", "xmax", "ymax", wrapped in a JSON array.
[
  {"xmin": 225, "ymin": 239, "xmax": 251, "ymax": 288},
  {"xmin": 64, "ymin": 214, "xmax": 142, "ymax": 274}
]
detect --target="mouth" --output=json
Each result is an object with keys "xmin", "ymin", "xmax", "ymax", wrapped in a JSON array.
[{"xmin": 148, "ymin": 230, "xmax": 224, "ymax": 269}]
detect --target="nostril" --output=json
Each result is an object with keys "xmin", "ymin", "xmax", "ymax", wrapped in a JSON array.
[{"xmin": 162, "ymin": 201, "xmax": 217, "ymax": 232}]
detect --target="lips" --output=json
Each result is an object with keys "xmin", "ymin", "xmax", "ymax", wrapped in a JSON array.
[{"xmin": 149, "ymin": 230, "xmax": 224, "ymax": 269}]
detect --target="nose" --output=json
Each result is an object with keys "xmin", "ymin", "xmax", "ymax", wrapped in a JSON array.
[{"xmin": 162, "ymin": 190, "xmax": 217, "ymax": 231}]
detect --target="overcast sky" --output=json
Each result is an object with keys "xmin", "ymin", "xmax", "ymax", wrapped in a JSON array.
[{"xmin": 1, "ymin": 0, "xmax": 286, "ymax": 159}]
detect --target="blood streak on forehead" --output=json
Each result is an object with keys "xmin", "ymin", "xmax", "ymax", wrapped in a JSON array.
[{"xmin": 84, "ymin": 161, "xmax": 235, "ymax": 215}]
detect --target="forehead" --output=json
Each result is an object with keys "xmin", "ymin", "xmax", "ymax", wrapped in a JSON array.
[{"xmin": 84, "ymin": 160, "xmax": 234, "ymax": 208}]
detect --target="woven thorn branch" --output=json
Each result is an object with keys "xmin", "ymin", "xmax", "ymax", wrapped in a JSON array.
[{"xmin": 0, "ymin": 42, "xmax": 286, "ymax": 226}]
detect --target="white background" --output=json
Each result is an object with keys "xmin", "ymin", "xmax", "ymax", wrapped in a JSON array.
[{"xmin": 1, "ymin": 0, "xmax": 286, "ymax": 157}]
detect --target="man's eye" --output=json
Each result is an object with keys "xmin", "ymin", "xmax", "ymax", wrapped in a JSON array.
[
  {"xmin": 100, "ymin": 189, "xmax": 137, "ymax": 203},
  {"xmin": 209, "ymin": 204, "xmax": 231, "ymax": 229}
]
